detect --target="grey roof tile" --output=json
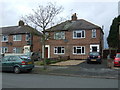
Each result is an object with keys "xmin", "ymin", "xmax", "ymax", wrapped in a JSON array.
[
  {"xmin": 0, "ymin": 25, "xmax": 42, "ymax": 36},
  {"xmin": 46, "ymin": 19, "xmax": 102, "ymax": 32}
]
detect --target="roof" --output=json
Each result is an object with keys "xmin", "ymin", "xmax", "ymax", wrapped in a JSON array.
[
  {"xmin": 0, "ymin": 25, "xmax": 42, "ymax": 36},
  {"xmin": 46, "ymin": 19, "xmax": 103, "ymax": 33}
]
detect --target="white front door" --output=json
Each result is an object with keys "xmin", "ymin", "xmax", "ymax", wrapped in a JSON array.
[{"xmin": 90, "ymin": 44, "xmax": 99, "ymax": 52}]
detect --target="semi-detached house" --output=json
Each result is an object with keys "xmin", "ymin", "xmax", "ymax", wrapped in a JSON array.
[
  {"xmin": 0, "ymin": 20, "xmax": 42, "ymax": 54},
  {"xmin": 45, "ymin": 13, "xmax": 104, "ymax": 59}
]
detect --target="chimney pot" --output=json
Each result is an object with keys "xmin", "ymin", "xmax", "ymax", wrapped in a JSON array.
[
  {"xmin": 71, "ymin": 13, "xmax": 77, "ymax": 21},
  {"xmin": 19, "ymin": 20, "xmax": 24, "ymax": 26}
]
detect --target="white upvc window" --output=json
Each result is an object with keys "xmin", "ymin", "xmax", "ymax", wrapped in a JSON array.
[
  {"xmin": 73, "ymin": 46, "xmax": 85, "ymax": 54},
  {"xmin": 54, "ymin": 32, "xmax": 65, "ymax": 40},
  {"xmin": 26, "ymin": 34, "xmax": 30, "ymax": 41},
  {"xmin": 1, "ymin": 47, "xmax": 8, "ymax": 53},
  {"xmin": 73, "ymin": 30, "xmax": 85, "ymax": 39},
  {"xmin": 13, "ymin": 47, "xmax": 22, "ymax": 53},
  {"xmin": 13, "ymin": 35, "xmax": 22, "ymax": 41},
  {"xmin": 92, "ymin": 29, "xmax": 96, "ymax": 38},
  {"xmin": 2, "ymin": 35, "xmax": 8, "ymax": 42},
  {"xmin": 54, "ymin": 46, "xmax": 65, "ymax": 54}
]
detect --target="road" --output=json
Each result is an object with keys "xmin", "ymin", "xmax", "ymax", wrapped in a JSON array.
[{"xmin": 2, "ymin": 72, "xmax": 118, "ymax": 88}]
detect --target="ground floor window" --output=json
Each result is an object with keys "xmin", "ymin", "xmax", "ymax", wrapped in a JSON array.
[
  {"xmin": 13, "ymin": 47, "xmax": 22, "ymax": 53},
  {"xmin": 54, "ymin": 47, "xmax": 65, "ymax": 54},
  {"xmin": 1, "ymin": 47, "xmax": 8, "ymax": 53},
  {"xmin": 73, "ymin": 46, "xmax": 85, "ymax": 54}
]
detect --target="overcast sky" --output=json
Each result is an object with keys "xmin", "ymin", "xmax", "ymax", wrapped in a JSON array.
[{"xmin": 0, "ymin": 0, "xmax": 119, "ymax": 48}]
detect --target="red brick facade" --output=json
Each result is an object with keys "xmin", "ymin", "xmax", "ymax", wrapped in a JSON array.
[
  {"xmin": 1, "ymin": 34, "xmax": 42, "ymax": 53},
  {"xmin": 46, "ymin": 29, "xmax": 104, "ymax": 59}
]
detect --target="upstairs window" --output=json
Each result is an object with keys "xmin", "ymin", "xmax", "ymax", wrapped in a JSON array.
[
  {"xmin": 73, "ymin": 30, "xmax": 85, "ymax": 39},
  {"xmin": 54, "ymin": 47, "xmax": 65, "ymax": 54},
  {"xmin": 54, "ymin": 32, "xmax": 65, "ymax": 40},
  {"xmin": 13, "ymin": 35, "xmax": 22, "ymax": 41},
  {"xmin": 73, "ymin": 46, "xmax": 85, "ymax": 54},
  {"xmin": 92, "ymin": 29, "xmax": 96, "ymax": 38},
  {"xmin": 2, "ymin": 35, "xmax": 8, "ymax": 42},
  {"xmin": 26, "ymin": 34, "xmax": 30, "ymax": 41}
]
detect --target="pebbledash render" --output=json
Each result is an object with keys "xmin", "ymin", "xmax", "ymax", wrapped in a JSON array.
[{"xmin": 44, "ymin": 13, "xmax": 104, "ymax": 59}]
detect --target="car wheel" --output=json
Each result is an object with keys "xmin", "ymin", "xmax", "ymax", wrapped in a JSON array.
[
  {"xmin": 14, "ymin": 67, "xmax": 20, "ymax": 74},
  {"xmin": 87, "ymin": 61, "xmax": 90, "ymax": 64}
]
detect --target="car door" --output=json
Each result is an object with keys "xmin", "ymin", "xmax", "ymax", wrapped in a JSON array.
[
  {"xmin": 6, "ymin": 56, "xmax": 18, "ymax": 71},
  {"xmin": 2, "ymin": 56, "xmax": 10, "ymax": 71}
]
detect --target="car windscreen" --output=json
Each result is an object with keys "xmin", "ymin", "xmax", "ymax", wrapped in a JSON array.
[
  {"xmin": 89, "ymin": 52, "xmax": 99, "ymax": 56},
  {"xmin": 116, "ymin": 54, "xmax": 120, "ymax": 58}
]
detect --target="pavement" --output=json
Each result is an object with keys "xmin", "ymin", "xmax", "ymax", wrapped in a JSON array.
[{"xmin": 31, "ymin": 60, "xmax": 120, "ymax": 79}]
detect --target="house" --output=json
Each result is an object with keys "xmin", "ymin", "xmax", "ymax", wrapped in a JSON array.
[
  {"xmin": 0, "ymin": 20, "xmax": 42, "ymax": 54},
  {"xmin": 44, "ymin": 13, "xmax": 104, "ymax": 59}
]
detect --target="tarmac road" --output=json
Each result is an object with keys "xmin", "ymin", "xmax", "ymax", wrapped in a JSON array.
[{"xmin": 2, "ymin": 73, "xmax": 119, "ymax": 88}]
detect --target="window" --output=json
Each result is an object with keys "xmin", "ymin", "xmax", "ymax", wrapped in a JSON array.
[
  {"xmin": 73, "ymin": 30, "xmax": 85, "ymax": 38},
  {"xmin": 1, "ymin": 47, "xmax": 8, "ymax": 53},
  {"xmin": 13, "ymin": 47, "xmax": 22, "ymax": 53},
  {"xmin": 54, "ymin": 47, "xmax": 65, "ymax": 54},
  {"xmin": 13, "ymin": 35, "xmax": 22, "ymax": 41},
  {"xmin": 54, "ymin": 32, "xmax": 65, "ymax": 40},
  {"xmin": 73, "ymin": 46, "xmax": 85, "ymax": 54},
  {"xmin": 2, "ymin": 35, "xmax": 8, "ymax": 42},
  {"xmin": 26, "ymin": 34, "xmax": 30, "ymax": 41},
  {"xmin": 92, "ymin": 29, "xmax": 96, "ymax": 38}
]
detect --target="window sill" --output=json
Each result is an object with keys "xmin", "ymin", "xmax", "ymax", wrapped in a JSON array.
[
  {"xmin": 13, "ymin": 40, "xmax": 22, "ymax": 41},
  {"xmin": 73, "ymin": 53, "xmax": 86, "ymax": 55},
  {"xmin": 1, "ymin": 41, "xmax": 8, "ymax": 42}
]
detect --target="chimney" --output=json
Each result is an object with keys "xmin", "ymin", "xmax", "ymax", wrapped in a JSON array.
[
  {"xmin": 71, "ymin": 13, "xmax": 77, "ymax": 21},
  {"xmin": 18, "ymin": 20, "xmax": 24, "ymax": 26}
]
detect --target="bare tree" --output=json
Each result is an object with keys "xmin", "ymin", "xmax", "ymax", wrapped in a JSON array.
[{"xmin": 22, "ymin": 2, "xmax": 63, "ymax": 70}]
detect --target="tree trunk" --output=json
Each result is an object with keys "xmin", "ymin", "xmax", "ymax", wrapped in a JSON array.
[{"xmin": 43, "ymin": 29, "xmax": 47, "ymax": 70}]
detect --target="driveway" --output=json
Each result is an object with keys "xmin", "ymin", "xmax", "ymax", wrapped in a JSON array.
[{"xmin": 46, "ymin": 59, "xmax": 120, "ymax": 79}]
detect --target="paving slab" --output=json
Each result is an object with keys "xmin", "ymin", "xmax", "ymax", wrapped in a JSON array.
[{"xmin": 50, "ymin": 60, "xmax": 86, "ymax": 66}]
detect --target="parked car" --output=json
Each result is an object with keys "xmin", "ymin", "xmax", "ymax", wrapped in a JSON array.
[
  {"xmin": 114, "ymin": 53, "xmax": 120, "ymax": 66},
  {"xmin": 87, "ymin": 52, "xmax": 102, "ymax": 64},
  {"xmin": 1, "ymin": 55, "xmax": 34, "ymax": 74}
]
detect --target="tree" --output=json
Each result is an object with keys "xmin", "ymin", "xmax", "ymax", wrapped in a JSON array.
[
  {"xmin": 107, "ymin": 15, "xmax": 120, "ymax": 49},
  {"xmin": 22, "ymin": 2, "xmax": 63, "ymax": 70}
]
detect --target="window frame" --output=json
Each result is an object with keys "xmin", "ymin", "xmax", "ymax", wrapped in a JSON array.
[
  {"xmin": 2, "ymin": 35, "xmax": 8, "ymax": 42},
  {"xmin": 1, "ymin": 47, "xmax": 8, "ymax": 54},
  {"xmin": 54, "ymin": 32, "xmax": 65, "ymax": 40},
  {"xmin": 73, "ymin": 30, "xmax": 85, "ymax": 39},
  {"xmin": 73, "ymin": 46, "xmax": 85, "ymax": 55},
  {"xmin": 92, "ymin": 29, "xmax": 96, "ymax": 38},
  {"xmin": 13, "ymin": 47, "xmax": 22, "ymax": 53},
  {"xmin": 26, "ymin": 34, "xmax": 30, "ymax": 41},
  {"xmin": 13, "ymin": 35, "xmax": 22, "ymax": 41},
  {"xmin": 54, "ymin": 46, "xmax": 65, "ymax": 54}
]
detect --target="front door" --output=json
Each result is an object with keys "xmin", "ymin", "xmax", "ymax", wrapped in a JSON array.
[
  {"xmin": 92, "ymin": 46, "xmax": 97, "ymax": 52},
  {"xmin": 45, "ymin": 47, "xmax": 48, "ymax": 58}
]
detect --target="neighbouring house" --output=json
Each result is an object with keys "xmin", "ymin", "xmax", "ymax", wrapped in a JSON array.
[
  {"xmin": 44, "ymin": 13, "xmax": 104, "ymax": 59},
  {"xmin": 0, "ymin": 20, "xmax": 42, "ymax": 54}
]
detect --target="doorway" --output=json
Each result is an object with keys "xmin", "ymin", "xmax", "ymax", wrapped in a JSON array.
[{"xmin": 90, "ymin": 45, "xmax": 99, "ymax": 52}]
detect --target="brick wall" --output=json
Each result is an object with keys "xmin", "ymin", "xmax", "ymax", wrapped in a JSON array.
[
  {"xmin": 46, "ymin": 29, "xmax": 103, "ymax": 59},
  {"xmin": 1, "ymin": 34, "xmax": 42, "ymax": 53}
]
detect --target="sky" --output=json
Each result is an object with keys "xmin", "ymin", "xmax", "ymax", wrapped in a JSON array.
[{"xmin": 0, "ymin": 0, "xmax": 119, "ymax": 48}]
